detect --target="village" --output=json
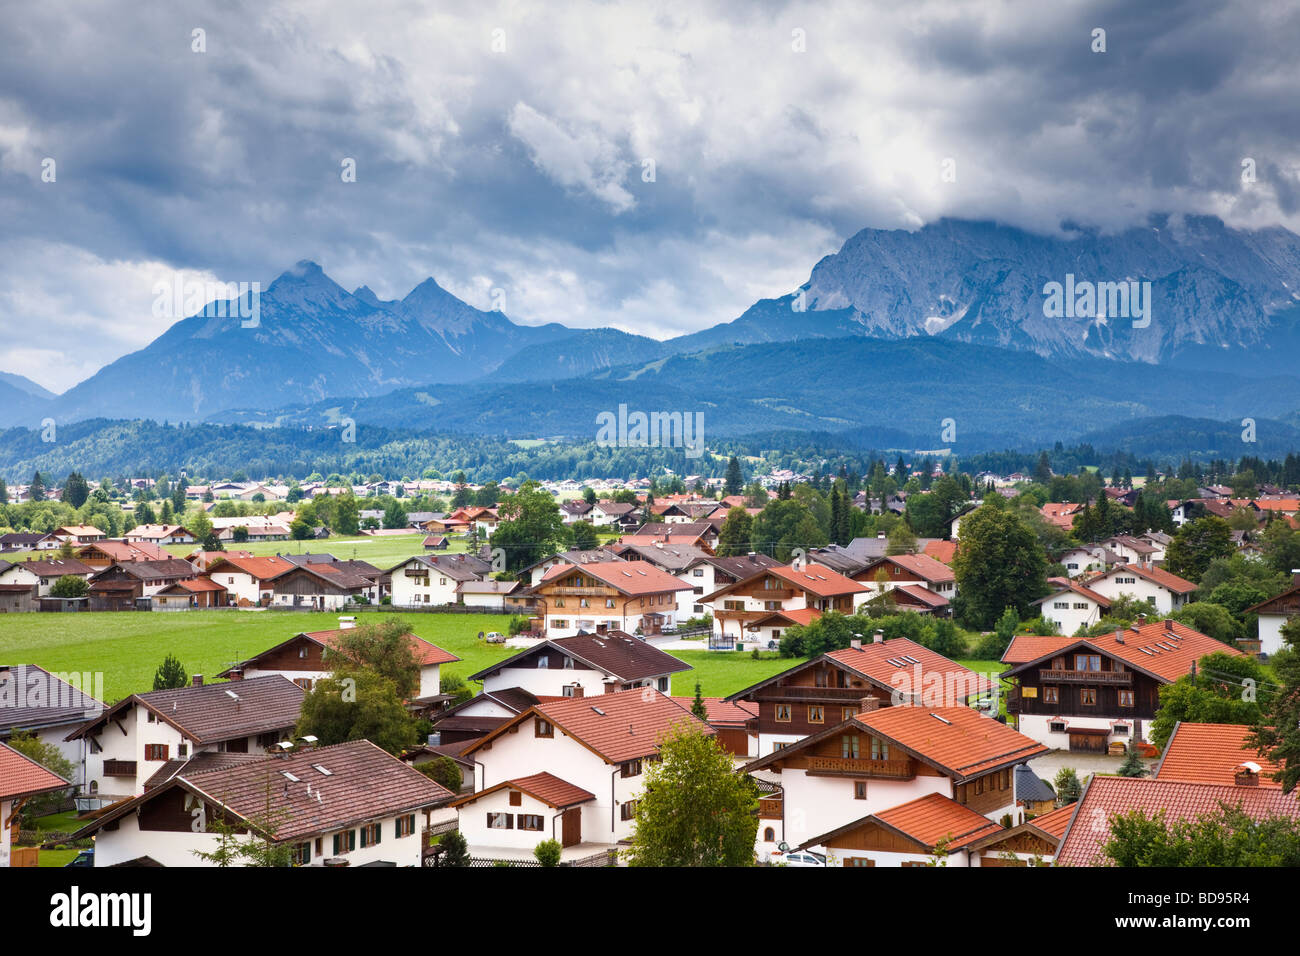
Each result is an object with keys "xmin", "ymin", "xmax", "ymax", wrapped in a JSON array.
[{"xmin": 2, "ymin": 456, "xmax": 1298, "ymax": 868}]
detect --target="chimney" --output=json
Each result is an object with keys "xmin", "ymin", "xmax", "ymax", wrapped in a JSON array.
[
  {"xmin": 228, "ymin": 668, "xmax": 243, "ymax": 681},
  {"xmin": 1234, "ymin": 762, "xmax": 1261, "ymax": 787},
  {"xmin": 850, "ymin": 638, "xmax": 862, "ymax": 650},
  {"xmin": 1136, "ymin": 613, "xmax": 1147, "ymax": 627},
  {"xmin": 859, "ymin": 696, "xmax": 881, "ymax": 712},
  {"xmin": 873, "ymin": 629, "xmax": 884, "ymax": 644},
  {"xmin": 192, "ymin": 675, "xmax": 203, "ymax": 687},
  {"xmin": 1164, "ymin": 618, "xmax": 1174, "ymax": 633},
  {"xmin": 571, "ymin": 685, "xmax": 585, "ymax": 699}
]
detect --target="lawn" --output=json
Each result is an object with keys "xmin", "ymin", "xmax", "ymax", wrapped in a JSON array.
[
  {"xmin": 669, "ymin": 649, "xmax": 797, "ymax": 698},
  {"xmin": 38, "ymin": 849, "xmax": 79, "ymax": 867},
  {"xmin": 0, "ymin": 610, "xmax": 521, "ymax": 701},
  {"xmin": 161, "ymin": 532, "xmax": 467, "ymax": 569}
]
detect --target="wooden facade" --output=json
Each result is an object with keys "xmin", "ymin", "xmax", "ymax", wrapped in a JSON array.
[
  {"xmin": 741, "ymin": 659, "xmax": 894, "ymax": 741},
  {"xmin": 1006, "ymin": 648, "xmax": 1160, "ymax": 728}
]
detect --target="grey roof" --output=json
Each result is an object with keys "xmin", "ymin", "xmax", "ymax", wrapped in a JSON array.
[
  {"xmin": 0, "ymin": 665, "xmax": 103, "ymax": 733},
  {"xmin": 1014, "ymin": 763, "xmax": 1056, "ymax": 804}
]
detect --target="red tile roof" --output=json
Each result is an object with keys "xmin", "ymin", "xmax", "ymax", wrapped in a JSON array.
[
  {"xmin": 668, "ymin": 696, "xmax": 757, "ymax": 727},
  {"xmin": 1154, "ymin": 722, "xmax": 1282, "ymax": 787},
  {"xmin": 771, "ymin": 562, "xmax": 872, "ymax": 597},
  {"xmin": 304, "ymin": 628, "xmax": 461, "ymax": 667},
  {"xmin": 1098, "ymin": 563, "xmax": 1197, "ymax": 595},
  {"xmin": 873, "ymin": 792, "xmax": 1005, "ymax": 850},
  {"xmin": 1056, "ymin": 776, "xmax": 1300, "ymax": 867},
  {"xmin": 825, "ymin": 638, "xmax": 996, "ymax": 697},
  {"xmin": 0, "ymin": 740, "xmax": 70, "ymax": 799},
  {"xmin": 864, "ymin": 553, "xmax": 956, "ymax": 584},
  {"xmin": 922, "ymin": 540, "xmax": 958, "ymax": 565},
  {"xmin": 1027, "ymin": 802, "xmax": 1077, "ymax": 839},
  {"xmin": 1002, "ymin": 620, "xmax": 1243, "ymax": 684},
  {"xmin": 853, "ymin": 706, "xmax": 1048, "ymax": 780},
  {"xmin": 1001, "ymin": 635, "xmax": 1075, "ymax": 665},
  {"xmin": 450, "ymin": 771, "xmax": 595, "ymax": 810},
  {"xmin": 539, "ymin": 560, "xmax": 692, "ymax": 597},
  {"xmin": 204, "ymin": 554, "xmax": 299, "ymax": 580}
]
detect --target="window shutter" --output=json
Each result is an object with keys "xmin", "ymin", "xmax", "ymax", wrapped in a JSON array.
[{"xmin": 333, "ymin": 833, "xmax": 340, "ymax": 855}]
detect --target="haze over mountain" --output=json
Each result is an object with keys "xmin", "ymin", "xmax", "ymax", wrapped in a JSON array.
[{"xmin": 12, "ymin": 215, "xmax": 1300, "ymax": 440}]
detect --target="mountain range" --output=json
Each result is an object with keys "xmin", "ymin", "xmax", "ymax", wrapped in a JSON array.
[{"xmin": 7, "ymin": 214, "xmax": 1300, "ymax": 456}]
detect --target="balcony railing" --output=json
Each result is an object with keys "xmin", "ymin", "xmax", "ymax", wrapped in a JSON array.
[
  {"xmin": 805, "ymin": 756, "xmax": 915, "ymax": 778},
  {"xmin": 102, "ymin": 759, "xmax": 137, "ymax": 777},
  {"xmin": 1039, "ymin": 669, "xmax": 1132, "ymax": 684},
  {"xmin": 548, "ymin": 586, "xmax": 615, "ymax": 597},
  {"xmin": 760, "ymin": 686, "xmax": 873, "ymax": 701}
]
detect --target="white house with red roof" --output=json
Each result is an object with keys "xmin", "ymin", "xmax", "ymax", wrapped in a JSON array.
[
  {"xmin": 451, "ymin": 689, "xmax": 712, "ymax": 859},
  {"xmin": 0, "ymin": 740, "xmax": 70, "ymax": 867},
  {"xmin": 1030, "ymin": 579, "xmax": 1112, "ymax": 634},
  {"xmin": 1085, "ymin": 562, "xmax": 1197, "ymax": 615},
  {"xmin": 702, "ymin": 561, "xmax": 871, "ymax": 644},
  {"xmin": 526, "ymin": 560, "xmax": 693, "ymax": 638}
]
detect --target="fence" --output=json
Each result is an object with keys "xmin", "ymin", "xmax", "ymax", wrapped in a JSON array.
[{"xmin": 349, "ymin": 604, "xmax": 515, "ymax": 615}]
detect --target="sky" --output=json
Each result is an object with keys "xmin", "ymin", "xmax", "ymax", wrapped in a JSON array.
[{"xmin": 2, "ymin": 0, "xmax": 1299, "ymax": 392}]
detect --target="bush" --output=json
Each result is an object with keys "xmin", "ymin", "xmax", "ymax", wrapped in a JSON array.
[
  {"xmin": 534, "ymin": 839, "xmax": 562, "ymax": 867},
  {"xmin": 419, "ymin": 756, "xmax": 463, "ymax": 793}
]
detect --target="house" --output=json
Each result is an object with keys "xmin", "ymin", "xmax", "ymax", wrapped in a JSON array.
[
  {"xmin": 1030, "ymin": 579, "xmax": 1112, "ymax": 634},
  {"xmin": 526, "ymin": 560, "xmax": 693, "ymax": 637},
  {"xmin": 589, "ymin": 500, "xmax": 637, "ymax": 528},
  {"xmin": 1054, "ymin": 775, "xmax": 1300, "ymax": 867},
  {"xmin": 964, "ymin": 801, "xmax": 1076, "ymax": 866},
  {"xmin": 520, "ymin": 549, "xmax": 623, "ymax": 587},
  {"xmin": 387, "ymin": 553, "xmax": 492, "ymax": 607},
  {"xmin": 70, "ymin": 740, "xmax": 454, "ymax": 868},
  {"xmin": 430, "ymin": 687, "xmax": 549, "ymax": 746},
  {"xmin": 0, "ymin": 584, "xmax": 37, "ymax": 612},
  {"xmin": 124, "ymin": 524, "xmax": 196, "ymax": 545},
  {"xmin": 1013, "ymin": 762, "xmax": 1058, "ymax": 817},
  {"xmin": 200, "ymin": 554, "xmax": 295, "ymax": 606},
  {"xmin": 455, "ymin": 578, "xmax": 521, "ymax": 611},
  {"xmin": 1245, "ymin": 576, "xmax": 1300, "ymax": 656},
  {"xmin": 743, "ymin": 704, "xmax": 1047, "ymax": 856},
  {"xmin": 53, "ymin": 525, "xmax": 107, "ymax": 545},
  {"xmin": 797, "ymin": 792, "xmax": 1005, "ymax": 867},
  {"xmin": 559, "ymin": 500, "xmax": 594, "ymax": 525},
  {"xmin": 703, "ymin": 562, "xmax": 870, "ymax": 644},
  {"xmin": 451, "ymin": 689, "xmax": 712, "ymax": 858},
  {"xmin": 1154, "ymin": 721, "xmax": 1282, "ymax": 787},
  {"xmin": 421, "ymin": 535, "xmax": 449, "ymax": 551},
  {"xmin": 855, "ymin": 553, "xmax": 958, "ymax": 605},
  {"xmin": 1000, "ymin": 618, "xmax": 1245, "ymax": 751},
  {"xmin": 65, "ymin": 675, "xmax": 306, "ymax": 800},
  {"xmin": 0, "ymin": 558, "xmax": 95, "ymax": 596},
  {"xmin": 218, "ymin": 622, "xmax": 460, "ymax": 702},
  {"xmin": 467, "ymin": 631, "xmax": 691, "ymax": 700},
  {"xmin": 266, "ymin": 559, "xmax": 381, "ymax": 610},
  {"xmin": 0, "ymin": 532, "xmax": 61, "ymax": 553},
  {"xmin": 1056, "ymin": 545, "xmax": 1119, "ymax": 578},
  {"xmin": 672, "ymin": 552, "xmax": 782, "ymax": 619},
  {"xmin": 0, "ymin": 665, "xmax": 103, "ymax": 788},
  {"xmin": 621, "ymin": 521, "xmax": 717, "ymax": 551},
  {"xmin": 725, "ymin": 637, "xmax": 996, "ymax": 756},
  {"xmin": 1085, "ymin": 563, "xmax": 1197, "ymax": 615},
  {"xmin": 185, "ymin": 549, "xmax": 254, "ymax": 572},
  {"xmin": 76, "ymin": 540, "xmax": 171, "ymax": 568},
  {"xmin": 87, "ymin": 559, "xmax": 201, "ymax": 611},
  {"xmin": 0, "ymin": 741, "xmax": 69, "ymax": 867},
  {"xmin": 1040, "ymin": 502, "xmax": 1085, "ymax": 531},
  {"xmin": 150, "ymin": 578, "xmax": 230, "ymax": 610}
]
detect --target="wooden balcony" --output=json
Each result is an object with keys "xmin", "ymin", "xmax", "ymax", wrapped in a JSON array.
[
  {"xmin": 806, "ymin": 756, "xmax": 915, "ymax": 778},
  {"xmin": 760, "ymin": 686, "xmax": 872, "ymax": 701},
  {"xmin": 102, "ymin": 759, "xmax": 137, "ymax": 777},
  {"xmin": 1039, "ymin": 669, "xmax": 1131, "ymax": 684},
  {"xmin": 548, "ymin": 586, "xmax": 615, "ymax": 597}
]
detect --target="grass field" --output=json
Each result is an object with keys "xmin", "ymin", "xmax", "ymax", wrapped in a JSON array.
[
  {"xmin": 0, "ymin": 610, "xmax": 814, "ymax": 703},
  {"xmin": 161, "ymin": 532, "xmax": 466, "ymax": 568}
]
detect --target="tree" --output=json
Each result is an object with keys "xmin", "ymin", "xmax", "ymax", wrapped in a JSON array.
[
  {"xmin": 716, "ymin": 507, "xmax": 754, "ymax": 557},
  {"xmin": 724, "ymin": 456, "xmax": 743, "ymax": 497},
  {"xmin": 4, "ymin": 730, "xmax": 74, "ymax": 789},
  {"xmin": 691, "ymin": 681, "xmax": 708, "ymax": 721},
  {"xmin": 49, "ymin": 574, "xmax": 88, "ymax": 598},
  {"xmin": 437, "ymin": 830, "xmax": 471, "ymax": 867},
  {"xmin": 491, "ymin": 481, "xmax": 567, "ymax": 573},
  {"xmin": 1251, "ymin": 617, "xmax": 1300, "ymax": 793},
  {"xmin": 885, "ymin": 522, "xmax": 917, "ymax": 555},
  {"xmin": 1054, "ymin": 767, "xmax": 1082, "ymax": 806},
  {"xmin": 1150, "ymin": 652, "xmax": 1271, "ymax": 750},
  {"xmin": 625, "ymin": 722, "xmax": 758, "ymax": 867},
  {"xmin": 1117, "ymin": 748, "xmax": 1147, "ymax": 778},
  {"xmin": 63, "ymin": 471, "xmax": 90, "ymax": 509},
  {"xmin": 28, "ymin": 471, "xmax": 45, "ymax": 501},
  {"xmin": 326, "ymin": 618, "xmax": 421, "ymax": 700},
  {"xmin": 296, "ymin": 671, "xmax": 420, "ymax": 755},
  {"xmin": 570, "ymin": 520, "xmax": 599, "ymax": 551},
  {"xmin": 534, "ymin": 839, "xmax": 562, "ymax": 867},
  {"xmin": 334, "ymin": 492, "xmax": 361, "ymax": 536},
  {"xmin": 192, "ymin": 796, "xmax": 293, "ymax": 868},
  {"xmin": 418, "ymin": 756, "xmax": 463, "ymax": 793},
  {"xmin": 382, "ymin": 500, "xmax": 408, "ymax": 530},
  {"xmin": 1164, "ymin": 516, "xmax": 1234, "ymax": 583},
  {"xmin": 153, "ymin": 653, "xmax": 188, "ymax": 690},
  {"xmin": 1103, "ymin": 804, "xmax": 1300, "ymax": 867},
  {"xmin": 951, "ymin": 504, "xmax": 1049, "ymax": 629}
]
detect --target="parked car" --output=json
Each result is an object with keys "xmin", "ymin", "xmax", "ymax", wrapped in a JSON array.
[
  {"xmin": 771, "ymin": 849, "xmax": 826, "ymax": 867},
  {"xmin": 64, "ymin": 849, "xmax": 94, "ymax": 868},
  {"xmin": 484, "ymin": 631, "xmax": 507, "ymax": 644}
]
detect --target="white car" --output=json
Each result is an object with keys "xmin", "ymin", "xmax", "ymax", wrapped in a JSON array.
[
  {"xmin": 772, "ymin": 849, "xmax": 826, "ymax": 867},
  {"xmin": 484, "ymin": 631, "xmax": 507, "ymax": 644}
]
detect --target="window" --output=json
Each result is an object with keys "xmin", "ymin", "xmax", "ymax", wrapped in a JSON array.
[
  {"xmin": 332, "ymin": 830, "xmax": 357, "ymax": 855},
  {"xmin": 359, "ymin": 823, "xmax": 382, "ymax": 848},
  {"xmin": 841, "ymin": 734, "xmax": 860, "ymax": 759},
  {"xmin": 552, "ymin": 619, "xmax": 568, "ymax": 629},
  {"xmin": 870, "ymin": 738, "xmax": 888, "ymax": 761},
  {"xmin": 854, "ymin": 781, "xmax": 867, "ymax": 800},
  {"xmin": 518, "ymin": 814, "xmax": 544, "ymax": 831},
  {"xmin": 487, "ymin": 812, "xmax": 513, "ymax": 830},
  {"xmin": 814, "ymin": 669, "xmax": 829, "ymax": 688},
  {"xmin": 555, "ymin": 598, "xmax": 566, "ymax": 608},
  {"xmin": 1044, "ymin": 686, "xmax": 1059, "ymax": 704},
  {"xmin": 291, "ymin": 842, "xmax": 311, "ymax": 866},
  {"xmin": 975, "ymin": 776, "xmax": 984, "ymax": 795},
  {"xmin": 536, "ymin": 656, "xmax": 549, "ymax": 669},
  {"xmin": 395, "ymin": 814, "xmax": 416, "ymax": 838},
  {"xmin": 764, "ymin": 827, "xmax": 775, "ymax": 841},
  {"xmin": 842, "ymin": 707, "xmax": 857, "ymax": 720},
  {"xmin": 1050, "ymin": 721, "xmax": 1067, "ymax": 733},
  {"xmin": 508, "ymin": 790, "xmax": 522, "ymax": 806},
  {"xmin": 1073, "ymin": 603, "xmax": 1089, "ymax": 610},
  {"xmin": 605, "ymin": 598, "xmax": 616, "ymax": 608},
  {"xmin": 693, "ymin": 569, "xmax": 704, "ymax": 577},
  {"xmin": 1081, "ymin": 687, "xmax": 1097, "ymax": 706},
  {"xmin": 1052, "ymin": 657, "xmax": 1066, "ymax": 670},
  {"xmin": 775, "ymin": 704, "xmax": 792, "ymax": 722},
  {"xmin": 1075, "ymin": 654, "xmax": 1101, "ymax": 672},
  {"xmin": 144, "ymin": 744, "xmax": 168, "ymax": 761},
  {"xmin": 298, "ymin": 646, "xmax": 308, "ymax": 659},
  {"xmin": 620, "ymin": 800, "xmax": 638, "ymax": 821},
  {"xmin": 846, "ymin": 857, "xmax": 875, "ymax": 867},
  {"xmin": 177, "ymin": 743, "xmax": 189, "ymax": 757},
  {"xmin": 808, "ymin": 705, "xmax": 824, "ymax": 724},
  {"xmin": 621, "ymin": 759, "xmax": 643, "ymax": 778},
  {"xmin": 1118, "ymin": 689, "xmax": 1134, "ymax": 707},
  {"xmin": 293, "ymin": 677, "xmax": 314, "ymax": 691},
  {"xmin": 1053, "ymin": 601, "xmax": 1068, "ymax": 610},
  {"xmin": 535, "ymin": 719, "xmax": 554, "ymax": 738}
]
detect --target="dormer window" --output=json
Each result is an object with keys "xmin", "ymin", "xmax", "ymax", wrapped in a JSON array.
[
  {"xmin": 536, "ymin": 656, "xmax": 549, "ymax": 669},
  {"xmin": 562, "ymin": 657, "xmax": 574, "ymax": 669}
]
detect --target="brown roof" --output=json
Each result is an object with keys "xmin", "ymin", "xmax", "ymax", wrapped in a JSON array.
[
  {"xmin": 78, "ymin": 740, "xmax": 452, "ymax": 843},
  {"xmin": 67, "ymin": 675, "xmax": 304, "ymax": 745},
  {"xmin": 825, "ymin": 639, "xmax": 995, "ymax": 697},
  {"xmin": 860, "ymin": 553, "xmax": 956, "ymax": 585},
  {"xmin": 1056, "ymin": 776, "xmax": 1300, "ymax": 867},
  {"xmin": 536, "ymin": 560, "xmax": 692, "ymax": 597},
  {"xmin": 77, "ymin": 540, "xmax": 171, "ymax": 562},
  {"xmin": 0, "ymin": 664, "xmax": 103, "ymax": 732},
  {"xmin": 667, "ymin": 696, "xmax": 757, "ymax": 727},
  {"xmin": 1097, "ymin": 563, "xmax": 1197, "ymax": 595},
  {"xmin": 1154, "ymin": 722, "xmax": 1282, "ymax": 788},
  {"xmin": 464, "ymin": 688, "xmax": 712, "ymax": 764},
  {"xmin": 470, "ymin": 631, "xmax": 689, "ymax": 683},
  {"xmin": 770, "ymin": 562, "xmax": 871, "ymax": 597},
  {"xmin": 0, "ymin": 740, "xmax": 70, "ymax": 800},
  {"xmin": 304, "ymin": 628, "xmax": 461, "ymax": 668},
  {"xmin": 852, "ymin": 706, "xmax": 1048, "ymax": 780},
  {"xmin": 449, "ymin": 771, "xmax": 595, "ymax": 810},
  {"xmin": 801, "ymin": 792, "xmax": 1002, "ymax": 853},
  {"xmin": 14, "ymin": 558, "xmax": 94, "ymax": 577}
]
